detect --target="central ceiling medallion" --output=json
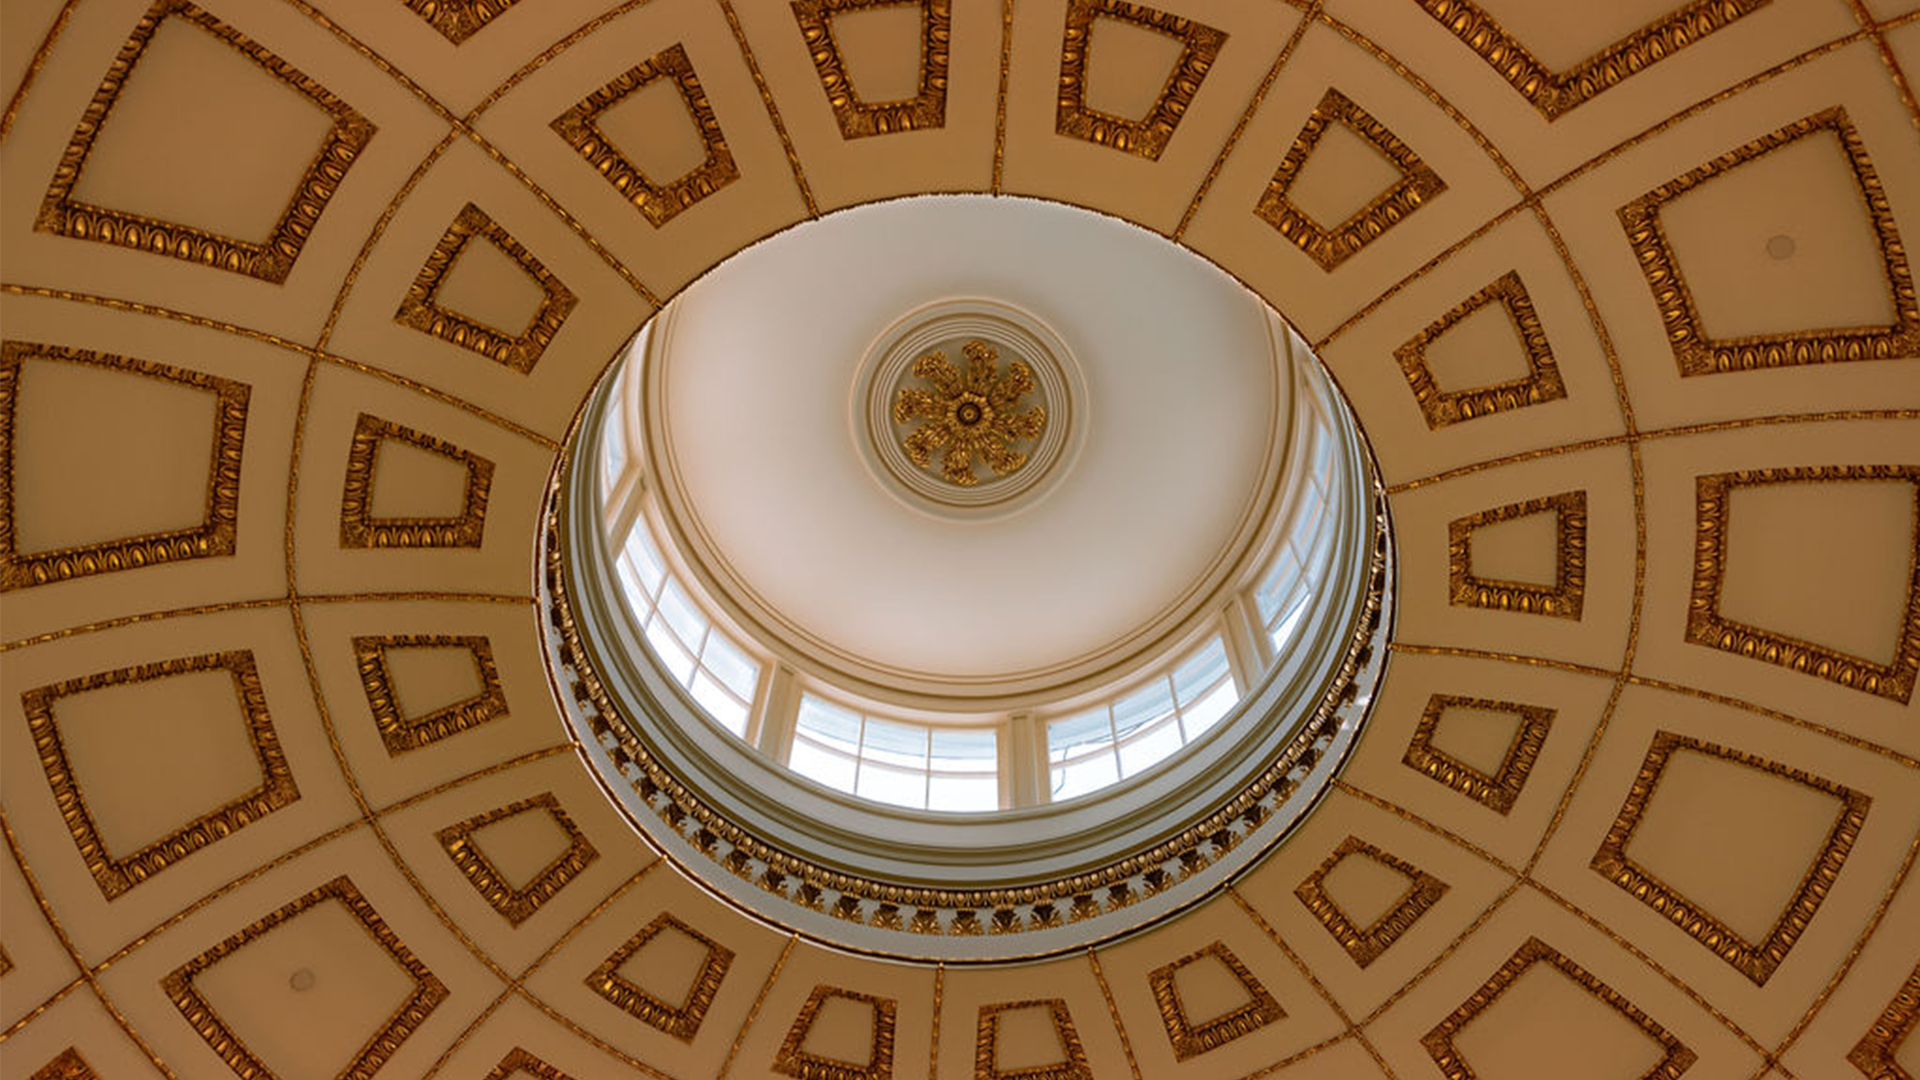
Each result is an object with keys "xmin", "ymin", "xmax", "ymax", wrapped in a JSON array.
[{"xmin": 857, "ymin": 299, "xmax": 1084, "ymax": 514}]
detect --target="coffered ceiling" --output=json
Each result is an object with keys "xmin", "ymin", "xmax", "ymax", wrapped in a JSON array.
[{"xmin": 2, "ymin": 1, "xmax": 1918, "ymax": 1078}]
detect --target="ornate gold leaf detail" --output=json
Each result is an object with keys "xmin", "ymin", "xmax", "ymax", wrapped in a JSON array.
[
  {"xmin": 1416, "ymin": 0, "xmax": 1771, "ymax": 120},
  {"xmin": 772, "ymin": 985, "xmax": 897, "ymax": 1080},
  {"xmin": 162, "ymin": 875, "xmax": 448, "ymax": 1080},
  {"xmin": 1688, "ymin": 466, "xmax": 1920, "ymax": 702},
  {"xmin": 482, "ymin": 1048, "xmax": 577, "ymax": 1080},
  {"xmin": 1590, "ymin": 730, "xmax": 1872, "ymax": 985},
  {"xmin": 402, "ymin": 0, "xmax": 523, "ymax": 45},
  {"xmin": 1295, "ymin": 836, "xmax": 1449, "ymax": 968},
  {"xmin": 30, "ymin": 1048, "xmax": 97, "ymax": 1080},
  {"xmin": 436, "ymin": 791, "xmax": 598, "ymax": 925},
  {"xmin": 1422, "ymin": 937, "xmax": 1696, "ymax": 1080},
  {"xmin": 585, "ymin": 913, "xmax": 734, "ymax": 1040},
  {"xmin": 1394, "ymin": 271, "xmax": 1565, "ymax": 428},
  {"xmin": 1849, "ymin": 960, "xmax": 1920, "ymax": 1079},
  {"xmin": 394, "ymin": 202, "xmax": 577, "ymax": 373},
  {"xmin": 1055, "ymin": 0, "xmax": 1226, "ymax": 160},
  {"xmin": 1402, "ymin": 694, "xmax": 1554, "ymax": 815},
  {"xmin": 1620, "ymin": 107, "xmax": 1920, "ymax": 375},
  {"xmin": 1447, "ymin": 490, "xmax": 1587, "ymax": 619},
  {"xmin": 551, "ymin": 43, "xmax": 738, "ymax": 228},
  {"xmin": 793, "ymin": 0, "xmax": 951, "ymax": 138},
  {"xmin": 338, "ymin": 414, "xmax": 494, "ymax": 549},
  {"xmin": 0, "ymin": 341, "xmax": 249, "ymax": 591},
  {"xmin": 352, "ymin": 634, "xmax": 509, "ymax": 753},
  {"xmin": 1148, "ymin": 941, "xmax": 1284, "ymax": 1060},
  {"xmin": 34, "ymin": 0, "xmax": 375, "ymax": 282},
  {"xmin": 21, "ymin": 650, "xmax": 300, "ymax": 899},
  {"xmin": 893, "ymin": 340, "xmax": 1047, "ymax": 487},
  {"xmin": 1256, "ymin": 88, "xmax": 1445, "ymax": 272},
  {"xmin": 975, "ymin": 1000, "xmax": 1091, "ymax": 1080}
]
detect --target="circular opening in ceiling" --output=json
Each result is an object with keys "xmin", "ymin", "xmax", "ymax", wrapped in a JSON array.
[{"xmin": 542, "ymin": 196, "xmax": 1394, "ymax": 960}]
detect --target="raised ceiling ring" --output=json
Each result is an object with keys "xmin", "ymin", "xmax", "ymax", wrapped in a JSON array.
[{"xmin": 854, "ymin": 298, "xmax": 1086, "ymax": 517}]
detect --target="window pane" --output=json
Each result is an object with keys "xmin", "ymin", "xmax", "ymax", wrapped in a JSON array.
[
  {"xmin": 1051, "ymin": 753, "xmax": 1118, "ymax": 800},
  {"xmin": 1172, "ymin": 637, "xmax": 1230, "ymax": 706},
  {"xmin": 1269, "ymin": 597, "xmax": 1308, "ymax": 653},
  {"xmin": 644, "ymin": 621, "xmax": 695, "ymax": 683},
  {"xmin": 1047, "ymin": 709, "xmax": 1112, "ymax": 759},
  {"xmin": 930, "ymin": 728, "xmax": 997, "ymax": 773},
  {"xmin": 929, "ymin": 774, "xmax": 998, "ymax": 813},
  {"xmin": 1181, "ymin": 679, "xmax": 1238, "ymax": 739},
  {"xmin": 861, "ymin": 718, "xmax": 928, "ymax": 769},
  {"xmin": 655, "ymin": 578, "xmax": 707, "ymax": 652},
  {"xmin": 1111, "ymin": 679, "xmax": 1174, "ymax": 737},
  {"xmin": 788, "ymin": 738, "xmax": 856, "ymax": 792},
  {"xmin": 700, "ymin": 631, "xmax": 760, "ymax": 700},
  {"xmin": 856, "ymin": 762, "xmax": 926, "ymax": 809},
  {"xmin": 602, "ymin": 413, "xmax": 628, "ymax": 490},
  {"xmin": 1117, "ymin": 716, "xmax": 1183, "ymax": 777},
  {"xmin": 690, "ymin": 672, "xmax": 749, "ymax": 737},
  {"xmin": 796, "ymin": 695, "xmax": 861, "ymax": 754},
  {"xmin": 621, "ymin": 528, "xmax": 666, "ymax": 596}
]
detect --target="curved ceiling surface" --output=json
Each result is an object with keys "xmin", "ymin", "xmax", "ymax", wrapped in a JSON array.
[{"xmin": 1, "ymin": 0, "xmax": 1919, "ymax": 1078}]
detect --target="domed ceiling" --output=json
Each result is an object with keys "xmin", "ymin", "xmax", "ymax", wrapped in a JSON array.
[{"xmin": 2, "ymin": 0, "xmax": 1919, "ymax": 1078}]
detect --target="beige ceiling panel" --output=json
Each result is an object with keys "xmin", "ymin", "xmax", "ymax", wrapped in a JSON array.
[
  {"xmin": 90, "ymin": 827, "xmax": 500, "ymax": 1080},
  {"xmin": 1245, "ymin": 1036, "xmax": 1393, "ymax": 1080},
  {"xmin": 728, "ymin": 0, "xmax": 1002, "ymax": 209},
  {"xmin": 0, "ymin": 987, "xmax": 168, "ymax": 1080},
  {"xmin": 375, "ymin": 753, "xmax": 655, "ymax": 973},
  {"xmin": 1537, "ymin": 42, "xmax": 1920, "ymax": 433},
  {"xmin": 1866, "ymin": 0, "xmax": 1920, "ymax": 21},
  {"xmin": 937, "ymin": 953, "xmax": 1134, "ymax": 1080},
  {"xmin": 1315, "ymin": 211, "xmax": 1627, "ymax": 488},
  {"xmin": 723, "ymin": 937, "xmax": 936, "ymax": 1080},
  {"xmin": 422, "ymin": 990, "xmax": 690, "ymax": 1080},
  {"xmin": 1090, "ymin": 890, "xmax": 1345, "ymax": 1078},
  {"xmin": 300, "ymin": 0, "xmax": 629, "ymax": 117},
  {"xmin": 1338, "ymin": 650, "xmax": 1617, "ymax": 872},
  {"xmin": 0, "ymin": 293, "xmax": 302, "ymax": 645},
  {"xmin": 1387, "ymin": 446, "xmax": 1636, "ymax": 672},
  {"xmin": 1321, "ymin": 0, "xmax": 1858, "ymax": 190},
  {"xmin": 1179, "ymin": 21, "xmax": 1523, "ymax": 343},
  {"xmin": 1363, "ymin": 885, "xmax": 1765, "ymax": 1080},
  {"xmin": 517, "ymin": 860, "xmax": 789, "ymax": 1075},
  {"xmin": 0, "ymin": 0, "xmax": 450, "ymax": 344},
  {"xmin": 1, "ymin": 0, "xmax": 74, "ymax": 123},
  {"xmin": 1231, "ymin": 788, "xmax": 1515, "ymax": 1021},
  {"xmin": 1775, "ymin": 857, "xmax": 1920, "ymax": 1079},
  {"xmin": 289, "ymin": 363, "xmax": 555, "ymax": 596},
  {"xmin": 1530, "ymin": 681, "xmax": 1920, "ymax": 1046},
  {"xmin": 296, "ymin": 598, "xmax": 568, "ymax": 809},
  {"xmin": 322, "ymin": 137, "xmax": 652, "ymax": 443},
  {"xmin": 0, "ymin": 816, "xmax": 83, "ymax": 1037},
  {"xmin": 0, "ymin": 606, "xmax": 359, "ymax": 964},
  {"xmin": 1633, "ymin": 418, "xmax": 1920, "ymax": 756},
  {"xmin": 995, "ymin": 0, "xmax": 1299, "ymax": 234},
  {"xmin": 470, "ymin": 0, "xmax": 810, "ymax": 299}
]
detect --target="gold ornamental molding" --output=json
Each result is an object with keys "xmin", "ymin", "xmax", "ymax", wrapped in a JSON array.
[
  {"xmin": 1447, "ymin": 490, "xmax": 1587, "ymax": 619},
  {"xmin": 338, "ymin": 413, "xmax": 495, "ymax": 549},
  {"xmin": 1422, "ymin": 937, "xmax": 1697, "ymax": 1080},
  {"xmin": 394, "ymin": 203, "xmax": 578, "ymax": 374},
  {"xmin": 27, "ymin": 1049, "xmax": 95, "ymax": 1080},
  {"xmin": 0, "ymin": 341, "xmax": 249, "ymax": 591},
  {"xmin": 1415, "ymin": 0, "xmax": 1771, "ymax": 120},
  {"xmin": 1849, "ymin": 960, "xmax": 1920, "ymax": 1078},
  {"xmin": 1590, "ymin": 730, "xmax": 1872, "ymax": 986},
  {"xmin": 793, "ymin": 0, "xmax": 952, "ymax": 139},
  {"xmin": 1256, "ymin": 88, "xmax": 1446, "ymax": 273},
  {"xmin": 21, "ymin": 650, "xmax": 300, "ymax": 900},
  {"xmin": 772, "ymin": 985, "xmax": 898, "ymax": 1080},
  {"xmin": 552, "ymin": 44, "xmax": 739, "ymax": 228},
  {"xmin": 1687, "ymin": 466, "xmax": 1920, "ymax": 703},
  {"xmin": 1294, "ymin": 835, "xmax": 1449, "ymax": 969},
  {"xmin": 1620, "ymin": 107, "xmax": 1920, "ymax": 376},
  {"xmin": 893, "ymin": 340, "xmax": 1048, "ymax": 488},
  {"xmin": 402, "ymin": 0, "xmax": 524, "ymax": 45},
  {"xmin": 162, "ymin": 875, "xmax": 448, "ymax": 1079},
  {"xmin": 35, "ymin": 0, "xmax": 375, "ymax": 283},
  {"xmin": 482, "ymin": 1049, "xmax": 576, "ymax": 1080},
  {"xmin": 353, "ymin": 634, "xmax": 510, "ymax": 754},
  {"xmin": 1147, "ymin": 940, "xmax": 1285, "ymax": 1060},
  {"xmin": 585, "ymin": 912, "xmax": 735, "ymax": 1040},
  {"xmin": 1054, "ymin": 0, "xmax": 1226, "ymax": 161},
  {"xmin": 975, "ymin": 1000, "xmax": 1091, "ymax": 1080},
  {"xmin": 1394, "ymin": 271, "xmax": 1566, "ymax": 429},
  {"xmin": 1402, "ymin": 694, "xmax": 1554, "ymax": 815},
  {"xmin": 436, "ymin": 791, "xmax": 599, "ymax": 926}
]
